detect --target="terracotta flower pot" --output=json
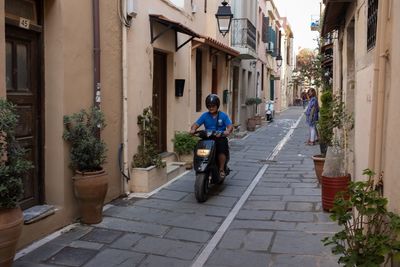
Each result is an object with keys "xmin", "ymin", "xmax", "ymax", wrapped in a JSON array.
[
  {"xmin": 247, "ymin": 118, "xmax": 256, "ymax": 131},
  {"xmin": 312, "ymin": 154, "xmax": 325, "ymax": 183},
  {"xmin": 73, "ymin": 169, "xmax": 108, "ymax": 224},
  {"xmin": 0, "ymin": 207, "xmax": 23, "ymax": 267},
  {"xmin": 321, "ymin": 174, "xmax": 351, "ymax": 211},
  {"xmin": 254, "ymin": 115, "xmax": 262, "ymax": 125}
]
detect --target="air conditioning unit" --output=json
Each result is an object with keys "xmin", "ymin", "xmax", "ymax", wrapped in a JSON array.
[{"xmin": 266, "ymin": 42, "xmax": 274, "ymax": 53}]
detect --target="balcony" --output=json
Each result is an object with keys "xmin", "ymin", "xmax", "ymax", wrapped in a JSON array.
[{"xmin": 231, "ymin": 18, "xmax": 257, "ymax": 59}]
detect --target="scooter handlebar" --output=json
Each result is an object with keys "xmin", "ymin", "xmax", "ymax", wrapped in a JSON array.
[{"xmin": 193, "ymin": 130, "xmax": 225, "ymax": 138}]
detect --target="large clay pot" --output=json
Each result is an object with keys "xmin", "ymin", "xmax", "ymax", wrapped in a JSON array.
[
  {"xmin": 0, "ymin": 207, "xmax": 23, "ymax": 267},
  {"xmin": 321, "ymin": 174, "xmax": 351, "ymax": 211},
  {"xmin": 73, "ymin": 169, "xmax": 108, "ymax": 224},
  {"xmin": 179, "ymin": 153, "xmax": 193, "ymax": 169},
  {"xmin": 247, "ymin": 118, "xmax": 256, "ymax": 131},
  {"xmin": 254, "ymin": 115, "xmax": 262, "ymax": 125},
  {"xmin": 312, "ymin": 154, "xmax": 325, "ymax": 183}
]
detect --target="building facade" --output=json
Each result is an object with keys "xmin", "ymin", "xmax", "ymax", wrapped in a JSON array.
[
  {"xmin": 1, "ymin": 0, "xmax": 240, "ymax": 248},
  {"xmin": 322, "ymin": 0, "xmax": 400, "ymax": 212}
]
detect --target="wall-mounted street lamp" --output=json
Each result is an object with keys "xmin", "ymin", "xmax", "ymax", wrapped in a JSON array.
[
  {"xmin": 215, "ymin": 1, "xmax": 233, "ymax": 37},
  {"xmin": 276, "ymin": 55, "xmax": 283, "ymax": 68}
]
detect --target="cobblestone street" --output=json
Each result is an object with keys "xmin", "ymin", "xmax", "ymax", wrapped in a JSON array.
[{"xmin": 14, "ymin": 107, "xmax": 340, "ymax": 267}]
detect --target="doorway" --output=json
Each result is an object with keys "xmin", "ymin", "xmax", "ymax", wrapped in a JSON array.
[
  {"xmin": 232, "ymin": 66, "xmax": 239, "ymax": 124},
  {"xmin": 152, "ymin": 51, "xmax": 167, "ymax": 153},
  {"xmin": 6, "ymin": 25, "xmax": 43, "ymax": 209}
]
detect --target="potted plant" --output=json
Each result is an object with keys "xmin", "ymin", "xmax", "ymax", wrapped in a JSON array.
[
  {"xmin": 320, "ymin": 95, "xmax": 354, "ymax": 211},
  {"xmin": 323, "ymin": 169, "xmax": 400, "ymax": 266},
  {"xmin": 0, "ymin": 99, "xmax": 32, "ymax": 267},
  {"xmin": 245, "ymin": 97, "xmax": 263, "ymax": 125},
  {"xmin": 63, "ymin": 107, "xmax": 108, "ymax": 224},
  {"xmin": 312, "ymin": 90, "xmax": 334, "ymax": 183},
  {"xmin": 131, "ymin": 107, "xmax": 166, "ymax": 193},
  {"xmin": 172, "ymin": 131, "xmax": 198, "ymax": 169}
]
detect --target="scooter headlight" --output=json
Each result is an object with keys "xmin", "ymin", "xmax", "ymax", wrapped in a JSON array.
[{"xmin": 197, "ymin": 149, "xmax": 210, "ymax": 157}]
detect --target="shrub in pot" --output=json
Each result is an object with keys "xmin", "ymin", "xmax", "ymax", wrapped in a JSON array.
[
  {"xmin": 132, "ymin": 107, "xmax": 165, "ymax": 169},
  {"xmin": 323, "ymin": 169, "xmax": 400, "ymax": 267},
  {"xmin": 317, "ymin": 90, "xmax": 334, "ymax": 155},
  {"xmin": 0, "ymin": 99, "xmax": 32, "ymax": 267},
  {"xmin": 312, "ymin": 90, "xmax": 333, "ymax": 183},
  {"xmin": 63, "ymin": 107, "xmax": 108, "ymax": 224},
  {"xmin": 321, "ymin": 96, "xmax": 354, "ymax": 211},
  {"xmin": 131, "ymin": 107, "xmax": 166, "ymax": 193},
  {"xmin": 172, "ymin": 131, "xmax": 198, "ymax": 169}
]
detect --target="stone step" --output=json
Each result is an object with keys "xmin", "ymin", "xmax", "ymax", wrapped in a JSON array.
[
  {"xmin": 160, "ymin": 152, "xmax": 178, "ymax": 164},
  {"xmin": 166, "ymin": 162, "xmax": 186, "ymax": 181}
]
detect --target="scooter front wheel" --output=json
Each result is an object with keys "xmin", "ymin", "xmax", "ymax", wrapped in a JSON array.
[{"xmin": 195, "ymin": 173, "xmax": 209, "ymax": 203}]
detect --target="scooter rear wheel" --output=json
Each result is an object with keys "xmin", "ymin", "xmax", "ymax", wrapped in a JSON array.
[{"xmin": 195, "ymin": 173, "xmax": 209, "ymax": 203}]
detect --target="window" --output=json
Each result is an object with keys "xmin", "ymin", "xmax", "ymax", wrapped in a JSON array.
[
  {"xmin": 262, "ymin": 16, "xmax": 269, "ymax": 43},
  {"xmin": 5, "ymin": 0, "xmax": 38, "ymax": 24},
  {"xmin": 196, "ymin": 49, "xmax": 203, "ymax": 112},
  {"xmin": 270, "ymin": 78, "xmax": 275, "ymax": 100},
  {"xmin": 367, "ymin": 0, "xmax": 378, "ymax": 50}
]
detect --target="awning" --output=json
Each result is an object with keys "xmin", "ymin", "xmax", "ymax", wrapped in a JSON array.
[
  {"xmin": 321, "ymin": 0, "xmax": 354, "ymax": 36},
  {"xmin": 149, "ymin": 14, "xmax": 201, "ymax": 51},
  {"xmin": 193, "ymin": 35, "xmax": 240, "ymax": 59}
]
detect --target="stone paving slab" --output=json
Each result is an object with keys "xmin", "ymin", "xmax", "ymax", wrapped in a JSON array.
[
  {"xmin": 132, "ymin": 236, "xmax": 202, "ymax": 260},
  {"xmin": 83, "ymin": 248, "xmax": 145, "ymax": 267}
]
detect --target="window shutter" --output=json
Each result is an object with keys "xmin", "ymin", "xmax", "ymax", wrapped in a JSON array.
[{"xmin": 262, "ymin": 16, "xmax": 269, "ymax": 43}]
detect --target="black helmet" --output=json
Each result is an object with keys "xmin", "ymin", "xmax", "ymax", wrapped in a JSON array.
[{"xmin": 205, "ymin": 94, "xmax": 220, "ymax": 109}]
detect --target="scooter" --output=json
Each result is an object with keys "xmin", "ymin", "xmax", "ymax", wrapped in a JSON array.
[
  {"xmin": 266, "ymin": 100, "xmax": 275, "ymax": 122},
  {"xmin": 192, "ymin": 130, "xmax": 230, "ymax": 202}
]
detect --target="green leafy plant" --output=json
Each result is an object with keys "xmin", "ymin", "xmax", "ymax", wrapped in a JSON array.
[
  {"xmin": 63, "ymin": 107, "xmax": 107, "ymax": 172},
  {"xmin": 245, "ymin": 97, "xmax": 262, "ymax": 106},
  {"xmin": 132, "ymin": 107, "xmax": 165, "ymax": 168},
  {"xmin": 323, "ymin": 169, "xmax": 400, "ymax": 267},
  {"xmin": 172, "ymin": 131, "xmax": 198, "ymax": 156},
  {"xmin": 317, "ymin": 90, "xmax": 334, "ymax": 151},
  {"xmin": 0, "ymin": 99, "xmax": 33, "ymax": 208}
]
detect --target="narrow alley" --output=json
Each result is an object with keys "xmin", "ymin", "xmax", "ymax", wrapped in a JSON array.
[{"xmin": 14, "ymin": 107, "xmax": 340, "ymax": 267}]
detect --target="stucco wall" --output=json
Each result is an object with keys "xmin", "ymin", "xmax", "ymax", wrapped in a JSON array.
[
  {"xmin": 382, "ymin": 0, "xmax": 400, "ymax": 211},
  {"xmin": 126, "ymin": 0, "xmax": 231, "ymax": 165},
  {"xmin": 17, "ymin": 0, "xmax": 122, "ymax": 248},
  {"xmin": 352, "ymin": 1, "xmax": 374, "ymax": 180}
]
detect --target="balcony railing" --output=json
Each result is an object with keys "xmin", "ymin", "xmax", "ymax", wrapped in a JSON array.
[{"xmin": 231, "ymin": 18, "xmax": 256, "ymax": 52}]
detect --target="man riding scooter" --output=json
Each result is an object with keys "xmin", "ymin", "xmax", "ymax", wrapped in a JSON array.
[{"xmin": 190, "ymin": 94, "xmax": 233, "ymax": 178}]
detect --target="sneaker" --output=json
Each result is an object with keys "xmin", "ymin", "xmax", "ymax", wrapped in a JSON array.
[{"xmin": 219, "ymin": 170, "xmax": 226, "ymax": 178}]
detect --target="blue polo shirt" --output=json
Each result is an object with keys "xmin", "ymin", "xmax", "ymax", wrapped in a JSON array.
[{"xmin": 195, "ymin": 111, "xmax": 232, "ymax": 132}]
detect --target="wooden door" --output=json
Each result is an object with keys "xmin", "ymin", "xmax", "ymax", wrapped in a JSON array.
[
  {"xmin": 152, "ymin": 51, "xmax": 167, "ymax": 153},
  {"xmin": 211, "ymin": 55, "xmax": 218, "ymax": 94},
  {"xmin": 232, "ymin": 67, "xmax": 239, "ymax": 124},
  {"xmin": 6, "ymin": 26, "xmax": 43, "ymax": 209}
]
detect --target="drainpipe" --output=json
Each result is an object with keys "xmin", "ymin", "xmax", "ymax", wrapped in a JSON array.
[
  {"xmin": 93, "ymin": 0, "xmax": 101, "ymax": 107},
  {"xmin": 121, "ymin": 0, "xmax": 130, "ymax": 195},
  {"xmin": 368, "ymin": 0, "xmax": 390, "ymax": 176}
]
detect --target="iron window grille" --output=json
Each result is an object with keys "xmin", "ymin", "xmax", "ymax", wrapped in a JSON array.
[{"xmin": 367, "ymin": 0, "xmax": 378, "ymax": 51}]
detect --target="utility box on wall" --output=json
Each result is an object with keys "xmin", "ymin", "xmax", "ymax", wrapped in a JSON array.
[
  {"xmin": 223, "ymin": 89, "xmax": 228, "ymax": 104},
  {"xmin": 175, "ymin": 79, "xmax": 185, "ymax": 97}
]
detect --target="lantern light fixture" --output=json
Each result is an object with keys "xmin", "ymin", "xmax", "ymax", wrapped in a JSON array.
[
  {"xmin": 276, "ymin": 54, "xmax": 283, "ymax": 68},
  {"xmin": 215, "ymin": 1, "xmax": 233, "ymax": 37}
]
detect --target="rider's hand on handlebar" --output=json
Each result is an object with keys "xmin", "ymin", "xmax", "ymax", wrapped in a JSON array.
[
  {"xmin": 223, "ymin": 130, "xmax": 230, "ymax": 137},
  {"xmin": 189, "ymin": 129, "xmax": 196, "ymax": 135}
]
